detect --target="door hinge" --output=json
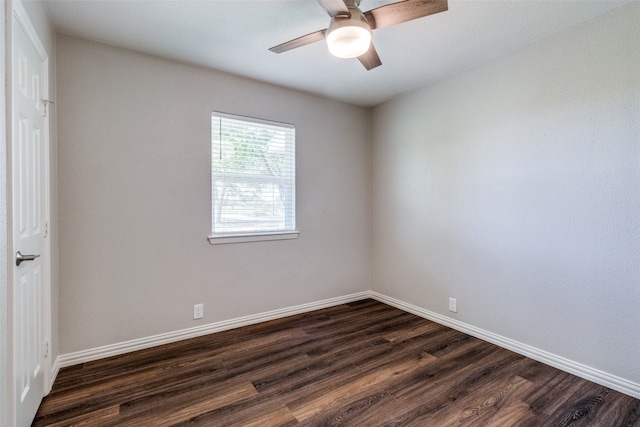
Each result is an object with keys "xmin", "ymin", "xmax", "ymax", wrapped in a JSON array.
[
  {"xmin": 44, "ymin": 340, "xmax": 50, "ymax": 358},
  {"xmin": 44, "ymin": 221, "xmax": 48, "ymax": 238},
  {"xmin": 42, "ymin": 99, "xmax": 55, "ymax": 117}
]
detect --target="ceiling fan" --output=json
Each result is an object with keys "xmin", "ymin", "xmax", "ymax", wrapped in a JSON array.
[{"xmin": 269, "ymin": 0, "xmax": 448, "ymax": 70}]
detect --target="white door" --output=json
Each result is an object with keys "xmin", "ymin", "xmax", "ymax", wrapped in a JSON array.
[{"xmin": 12, "ymin": 3, "xmax": 50, "ymax": 426}]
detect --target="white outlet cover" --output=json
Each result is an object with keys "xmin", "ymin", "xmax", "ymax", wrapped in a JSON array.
[
  {"xmin": 193, "ymin": 304, "xmax": 204, "ymax": 319},
  {"xmin": 449, "ymin": 298, "xmax": 458, "ymax": 313}
]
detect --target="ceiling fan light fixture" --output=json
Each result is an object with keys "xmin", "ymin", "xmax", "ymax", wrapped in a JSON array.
[{"xmin": 326, "ymin": 17, "xmax": 372, "ymax": 59}]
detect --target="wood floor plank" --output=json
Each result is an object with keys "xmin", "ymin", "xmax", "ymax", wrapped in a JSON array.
[
  {"xmin": 41, "ymin": 406, "xmax": 120, "ymax": 427},
  {"xmin": 537, "ymin": 384, "xmax": 623, "ymax": 427},
  {"xmin": 484, "ymin": 400, "xmax": 541, "ymax": 427},
  {"xmin": 119, "ymin": 380, "xmax": 257, "ymax": 427},
  {"xmin": 34, "ymin": 300, "xmax": 640, "ymax": 426},
  {"xmin": 240, "ymin": 406, "xmax": 299, "ymax": 427},
  {"xmin": 116, "ymin": 371, "xmax": 245, "ymax": 420},
  {"xmin": 442, "ymin": 375, "xmax": 535, "ymax": 426},
  {"xmin": 35, "ymin": 368, "xmax": 158, "ymax": 417},
  {"xmin": 287, "ymin": 354, "xmax": 437, "ymax": 422},
  {"xmin": 298, "ymin": 388, "xmax": 396, "ymax": 427},
  {"xmin": 383, "ymin": 347, "xmax": 523, "ymax": 425},
  {"xmin": 595, "ymin": 393, "xmax": 640, "ymax": 426},
  {"xmin": 382, "ymin": 319, "xmax": 443, "ymax": 343}
]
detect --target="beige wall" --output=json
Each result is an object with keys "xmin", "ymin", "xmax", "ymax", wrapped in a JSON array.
[
  {"xmin": 371, "ymin": 3, "xmax": 640, "ymax": 384},
  {"xmin": 56, "ymin": 35, "xmax": 371, "ymax": 354}
]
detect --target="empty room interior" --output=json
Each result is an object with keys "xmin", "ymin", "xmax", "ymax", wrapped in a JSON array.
[{"xmin": 2, "ymin": 0, "xmax": 639, "ymax": 425}]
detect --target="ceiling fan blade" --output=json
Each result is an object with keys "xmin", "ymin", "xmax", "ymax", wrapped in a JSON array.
[
  {"xmin": 317, "ymin": 0, "xmax": 350, "ymax": 17},
  {"xmin": 269, "ymin": 29, "xmax": 327, "ymax": 54},
  {"xmin": 358, "ymin": 43, "xmax": 382, "ymax": 71},
  {"xmin": 364, "ymin": 0, "xmax": 448, "ymax": 30}
]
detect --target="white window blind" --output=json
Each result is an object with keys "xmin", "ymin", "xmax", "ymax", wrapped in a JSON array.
[{"xmin": 211, "ymin": 112, "xmax": 296, "ymax": 239}]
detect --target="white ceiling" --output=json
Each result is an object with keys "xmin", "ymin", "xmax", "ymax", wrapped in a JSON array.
[{"xmin": 42, "ymin": 0, "xmax": 631, "ymax": 107}]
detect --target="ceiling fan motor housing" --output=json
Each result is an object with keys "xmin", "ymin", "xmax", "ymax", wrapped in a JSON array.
[{"xmin": 326, "ymin": 5, "xmax": 372, "ymax": 58}]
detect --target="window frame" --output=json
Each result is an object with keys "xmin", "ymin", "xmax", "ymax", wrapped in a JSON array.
[{"xmin": 208, "ymin": 111, "xmax": 299, "ymax": 245}]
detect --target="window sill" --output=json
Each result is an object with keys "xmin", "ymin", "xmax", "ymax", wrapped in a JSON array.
[{"xmin": 208, "ymin": 231, "xmax": 300, "ymax": 245}]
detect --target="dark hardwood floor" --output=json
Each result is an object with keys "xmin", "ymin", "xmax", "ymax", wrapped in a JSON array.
[{"xmin": 34, "ymin": 299, "xmax": 640, "ymax": 426}]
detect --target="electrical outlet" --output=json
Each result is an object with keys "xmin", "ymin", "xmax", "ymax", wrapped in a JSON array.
[
  {"xmin": 449, "ymin": 298, "xmax": 457, "ymax": 313},
  {"xmin": 193, "ymin": 304, "xmax": 204, "ymax": 319}
]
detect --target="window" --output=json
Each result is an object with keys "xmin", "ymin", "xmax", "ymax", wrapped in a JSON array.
[{"xmin": 209, "ymin": 112, "xmax": 297, "ymax": 244}]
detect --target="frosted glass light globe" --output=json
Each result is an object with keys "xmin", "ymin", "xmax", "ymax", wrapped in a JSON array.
[{"xmin": 326, "ymin": 18, "xmax": 372, "ymax": 59}]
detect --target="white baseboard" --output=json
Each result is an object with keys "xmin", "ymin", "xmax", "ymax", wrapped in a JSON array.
[
  {"xmin": 54, "ymin": 290, "xmax": 639, "ymax": 400},
  {"xmin": 56, "ymin": 291, "xmax": 370, "ymax": 369},
  {"xmin": 370, "ymin": 291, "xmax": 640, "ymax": 400}
]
